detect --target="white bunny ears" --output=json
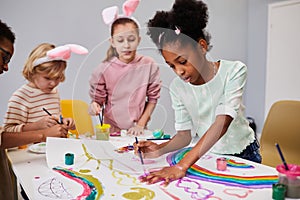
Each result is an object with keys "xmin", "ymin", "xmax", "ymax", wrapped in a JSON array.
[
  {"xmin": 33, "ymin": 44, "xmax": 88, "ymax": 67},
  {"xmin": 102, "ymin": 0, "xmax": 140, "ymax": 25}
]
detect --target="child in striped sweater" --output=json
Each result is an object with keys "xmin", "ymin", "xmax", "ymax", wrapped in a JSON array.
[{"xmin": 3, "ymin": 43, "xmax": 87, "ymax": 133}]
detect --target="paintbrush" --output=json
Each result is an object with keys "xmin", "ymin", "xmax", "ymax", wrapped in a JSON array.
[
  {"xmin": 275, "ymin": 143, "xmax": 289, "ymax": 170},
  {"xmin": 98, "ymin": 105, "xmax": 105, "ymax": 126},
  {"xmin": 42, "ymin": 108, "xmax": 63, "ymax": 124},
  {"xmin": 135, "ymin": 137, "xmax": 144, "ymax": 165}
]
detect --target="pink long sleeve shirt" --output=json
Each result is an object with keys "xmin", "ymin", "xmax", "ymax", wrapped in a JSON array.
[{"xmin": 89, "ymin": 54, "xmax": 161, "ymax": 130}]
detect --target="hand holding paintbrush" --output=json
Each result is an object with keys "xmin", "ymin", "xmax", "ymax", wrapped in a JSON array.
[
  {"xmin": 42, "ymin": 108, "xmax": 75, "ymax": 130},
  {"xmin": 135, "ymin": 137, "xmax": 144, "ymax": 165}
]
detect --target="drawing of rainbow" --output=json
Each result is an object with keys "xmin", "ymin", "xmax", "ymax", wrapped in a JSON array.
[
  {"xmin": 166, "ymin": 148, "xmax": 278, "ymax": 189},
  {"xmin": 226, "ymin": 158, "xmax": 254, "ymax": 169},
  {"xmin": 53, "ymin": 167, "xmax": 103, "ymax": 200}
]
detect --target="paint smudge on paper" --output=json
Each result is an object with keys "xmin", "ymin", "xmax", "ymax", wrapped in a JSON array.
[
  {"xmin": 132, "ymin": 156, "xmax": 156, "ymax": 164},
  {"xmin": 81, "ymin": 144, "xmax": 113, "ymax": 170},
  {"xmin": 115, "ymin": 145, "xmax": 134, "ymax": 153},
  {"xmin": 159, "ymin": 187, "xmax": 181, "ymax": 200},
  {"xmin": 224, "ymin": 188, "xmax": 253, "ymax": 198},
  {"xmin": 226, "ymin": 159, "xmax": 254, "ymax": 169},
  {"xmin": 79, "ymin": 169, "xmax": 91, "ymax": 173},
  {"xmin": 167, "ymin": 148, "xmax": 278, "ymax": 188},
  {"xmin": 112, "ymin": 170, "xmax": 140, "ymax": 186},
  {"xmin": 176, "ymin": 178, "xmax": 214, "ymax": 199},
  {"xmin": 53, "ymin": 167, "xmax": 103, "ymax": 200},
  {"xmin": 207, "ymin": 196, "xmax": 222, "ymax": 200},
  {"xmin": 159, "ymin": 178, "xmax": 213, "ymax": 200},
  {"xmin": 201, "ymin": 154, "xmax": 213, "ymax": 160},
  {"xmin": 122, "ymin": 187, "xmax": 155, "ymax": 200}
]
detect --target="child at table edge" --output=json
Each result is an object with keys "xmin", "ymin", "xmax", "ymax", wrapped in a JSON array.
[
  {"xmin": 2, "ymin": 43, "xmax": 87, "ymax": 133},
  {"xmin": 135, "ymin": 0, "xmax": 262, "ymax": 186}
]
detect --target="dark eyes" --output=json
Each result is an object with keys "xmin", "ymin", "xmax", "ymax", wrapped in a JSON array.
[
  {"xmin": 179, "ymin": 60, "xmax": 187, "ymax": 65},
  {"xmin": 44, "ymin": 77, "xmax": 60, "ymax": 81},
  {"xmin": 167, "ymin": 59, "xmax": 187, "ymax": 69},
  {"xmin": 169, "ymin": 64, "xmax": 175, "ymax": 69}
]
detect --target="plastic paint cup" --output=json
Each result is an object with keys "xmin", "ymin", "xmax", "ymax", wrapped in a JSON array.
[
  {"xmin": 276, "ymin": 164, "xmax": 300, "ymax": 198},
  {"xmin": 216, "ymin": 157, "xmax": 227, "ymax": 171},
  {"xmin": 272, "ymin": 183, "xmax": 287, "ymax": 200},
  {"xmin": 65, "ymin": 153, "xmax": 74, "ymax": 165},
  {"xmin": 95, "ymin": 124, "xmax": 111, "ymax": 141},
  {"xmin": 152, "ymin": 129, "xmax": 164, "ymax": 138}
]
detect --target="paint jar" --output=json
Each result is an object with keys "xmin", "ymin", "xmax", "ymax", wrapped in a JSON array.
[
  {"xmin": 95, "ymin": 124, "xmax": 111, "ymax": 141},
  {"xmin": 272, "ymin": 183, "xmax": 287, "ymax": 200},
  {"xmin": 152, "ymin": 129, "xmax": 164, "ymax": 138},
  {"xmin": 276, "ymin": 164, "xmax": 300, "ymax": 198},
  {"xmin": 65, "ymin": 153, "xmax": 74, "ymax": 165},
  {"xmin": 216, "ymin": 157, "xmax": 227, "ymax": 171},
  {"xmin": 120, "ymin": 129, "xmax": 127, "ymax": 136}
]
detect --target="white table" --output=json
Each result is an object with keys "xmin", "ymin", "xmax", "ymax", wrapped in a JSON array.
[{"xmin": 7, "ymin": 135, "xmax": 296, "ymax": 200}]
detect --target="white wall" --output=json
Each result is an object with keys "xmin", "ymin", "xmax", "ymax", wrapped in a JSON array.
[
  {"xmin": 0, "ymin": 0, "xmax": 249, "ymax": 134},
  {"xmin": 246, "ymin": 0, "xmax": 286, "ymax": 133},
  {"xmin": 265, "ymin": 0, "xmax": 300, "ymax": 116}
]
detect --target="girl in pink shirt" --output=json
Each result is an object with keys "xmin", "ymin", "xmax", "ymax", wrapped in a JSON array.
[{"xmin": 89, "ymin": 2, "xmax": 161, "ymax": 136}]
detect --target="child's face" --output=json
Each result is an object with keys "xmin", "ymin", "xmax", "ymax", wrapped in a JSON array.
[
  {"xmin": 0, "ymin": 38, "xmax": 14, "ymax": 74},
  {"xmin": 31, "ymin": 72, "xmax": 61, "ymax": 93},
  {"xmin": 161, "ymin": 41, "xmax": 207, "ymax": 85},
  {"xmin": 110, "ymin": 23, "xmax": 140, "ymax": 63}
]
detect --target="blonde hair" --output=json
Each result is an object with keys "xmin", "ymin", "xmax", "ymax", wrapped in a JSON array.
[
  {"xmin": 23, "ymin": 43, "xmax": 67, "ymax": 82},
  {"xmin": 104, "ymin": 18, "xmax": 140, "ymax": 62}
]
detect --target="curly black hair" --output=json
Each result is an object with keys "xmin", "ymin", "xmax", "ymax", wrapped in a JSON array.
[
  {"xmin": 0, "ymin": 20, "xmax": 16, "ymax": 44},
  {"xmin": 147, "ymin": 0, "xmax": 211, "ymax": 51}
]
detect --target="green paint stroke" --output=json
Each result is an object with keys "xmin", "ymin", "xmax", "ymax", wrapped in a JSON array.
[
  {"xmin": 112, "ymin": 170, "xmax": 140, "ymax": 186},
  {"xmin": 122, "ymin": 187, "xmax": 155, "ymax": 200},
  {"xmin": 79, "ymin": 169, "xmax": 91, "ymax": 173},
  {"xmin": 81, "ymin": 144, "xmax": 113, "ymax": 170}
]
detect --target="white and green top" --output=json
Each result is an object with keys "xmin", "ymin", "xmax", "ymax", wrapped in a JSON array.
[{"xmin": 169, "ymin": 60, "xmax": 255, "ymax": 154}]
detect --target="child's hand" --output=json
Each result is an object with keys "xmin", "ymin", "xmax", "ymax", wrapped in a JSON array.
[
  {"xmin": 88, "ymin": 102, "xmax": 101, "ymax": 115},
  {"xmin": 42, "ymin": 124, "xmax": 68, "ymax": 140},
  {"xmin": 133, "ymin": 140, "xmax": 161, "ymax": 159},
  {"xmin": 128, "ymin": 125, "xmax": 144, "ymax": 136},
  {"xmin": 139, "ymin": 165, "xmax": 186, "ymax": 186},
  {"xmin": 37, "ymin": 116, "xmax": 59, "ymax": 129},
  {"xmin": 62, "ymin": 118, "xmax": 76, "ymax": 130}
]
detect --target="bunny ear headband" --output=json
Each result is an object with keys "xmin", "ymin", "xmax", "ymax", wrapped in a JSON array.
[
  {"xmin": 102, "ymin": 0, "xmax": 140, "ymax": 25},
  {"xmin": 33, "ymin": 44, "xmax": 88, "ymax": 67}
]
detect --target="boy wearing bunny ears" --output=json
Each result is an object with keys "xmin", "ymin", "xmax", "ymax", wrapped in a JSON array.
[
  {"xmin": 3, "ymin": 43, "xmax": 88, "ymax": 133},
  {"xmin": 0, "ymin": 22, "xmax": 87, "ymax": 198}
]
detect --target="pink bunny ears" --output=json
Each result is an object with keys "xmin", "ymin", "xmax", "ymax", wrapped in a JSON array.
[
  {"xmin": 102, "ymin": 0, "xmax": 140, "ymax": 25},
  {"xmin": 33, "ymin": 44, "xmax": 88, "ymax": 67}
]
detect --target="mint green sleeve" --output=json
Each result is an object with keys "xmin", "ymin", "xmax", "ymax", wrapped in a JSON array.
[{"xmin": 215, "ymin": 62, "xmax": 247, "ymax": 119}]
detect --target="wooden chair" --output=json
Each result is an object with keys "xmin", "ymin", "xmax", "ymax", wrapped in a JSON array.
[
  {"xmin": 260, "ymin": 100, "xmax": 300, "ymax": 167},
  {"xmin": 60, "ymin": 99, "xmax": 94, "ymax": 138}
]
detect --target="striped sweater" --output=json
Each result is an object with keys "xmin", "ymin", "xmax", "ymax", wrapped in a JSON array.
[{"xmin": 4, "ymin": 84, "xmax": 61, "ymax": 132}]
